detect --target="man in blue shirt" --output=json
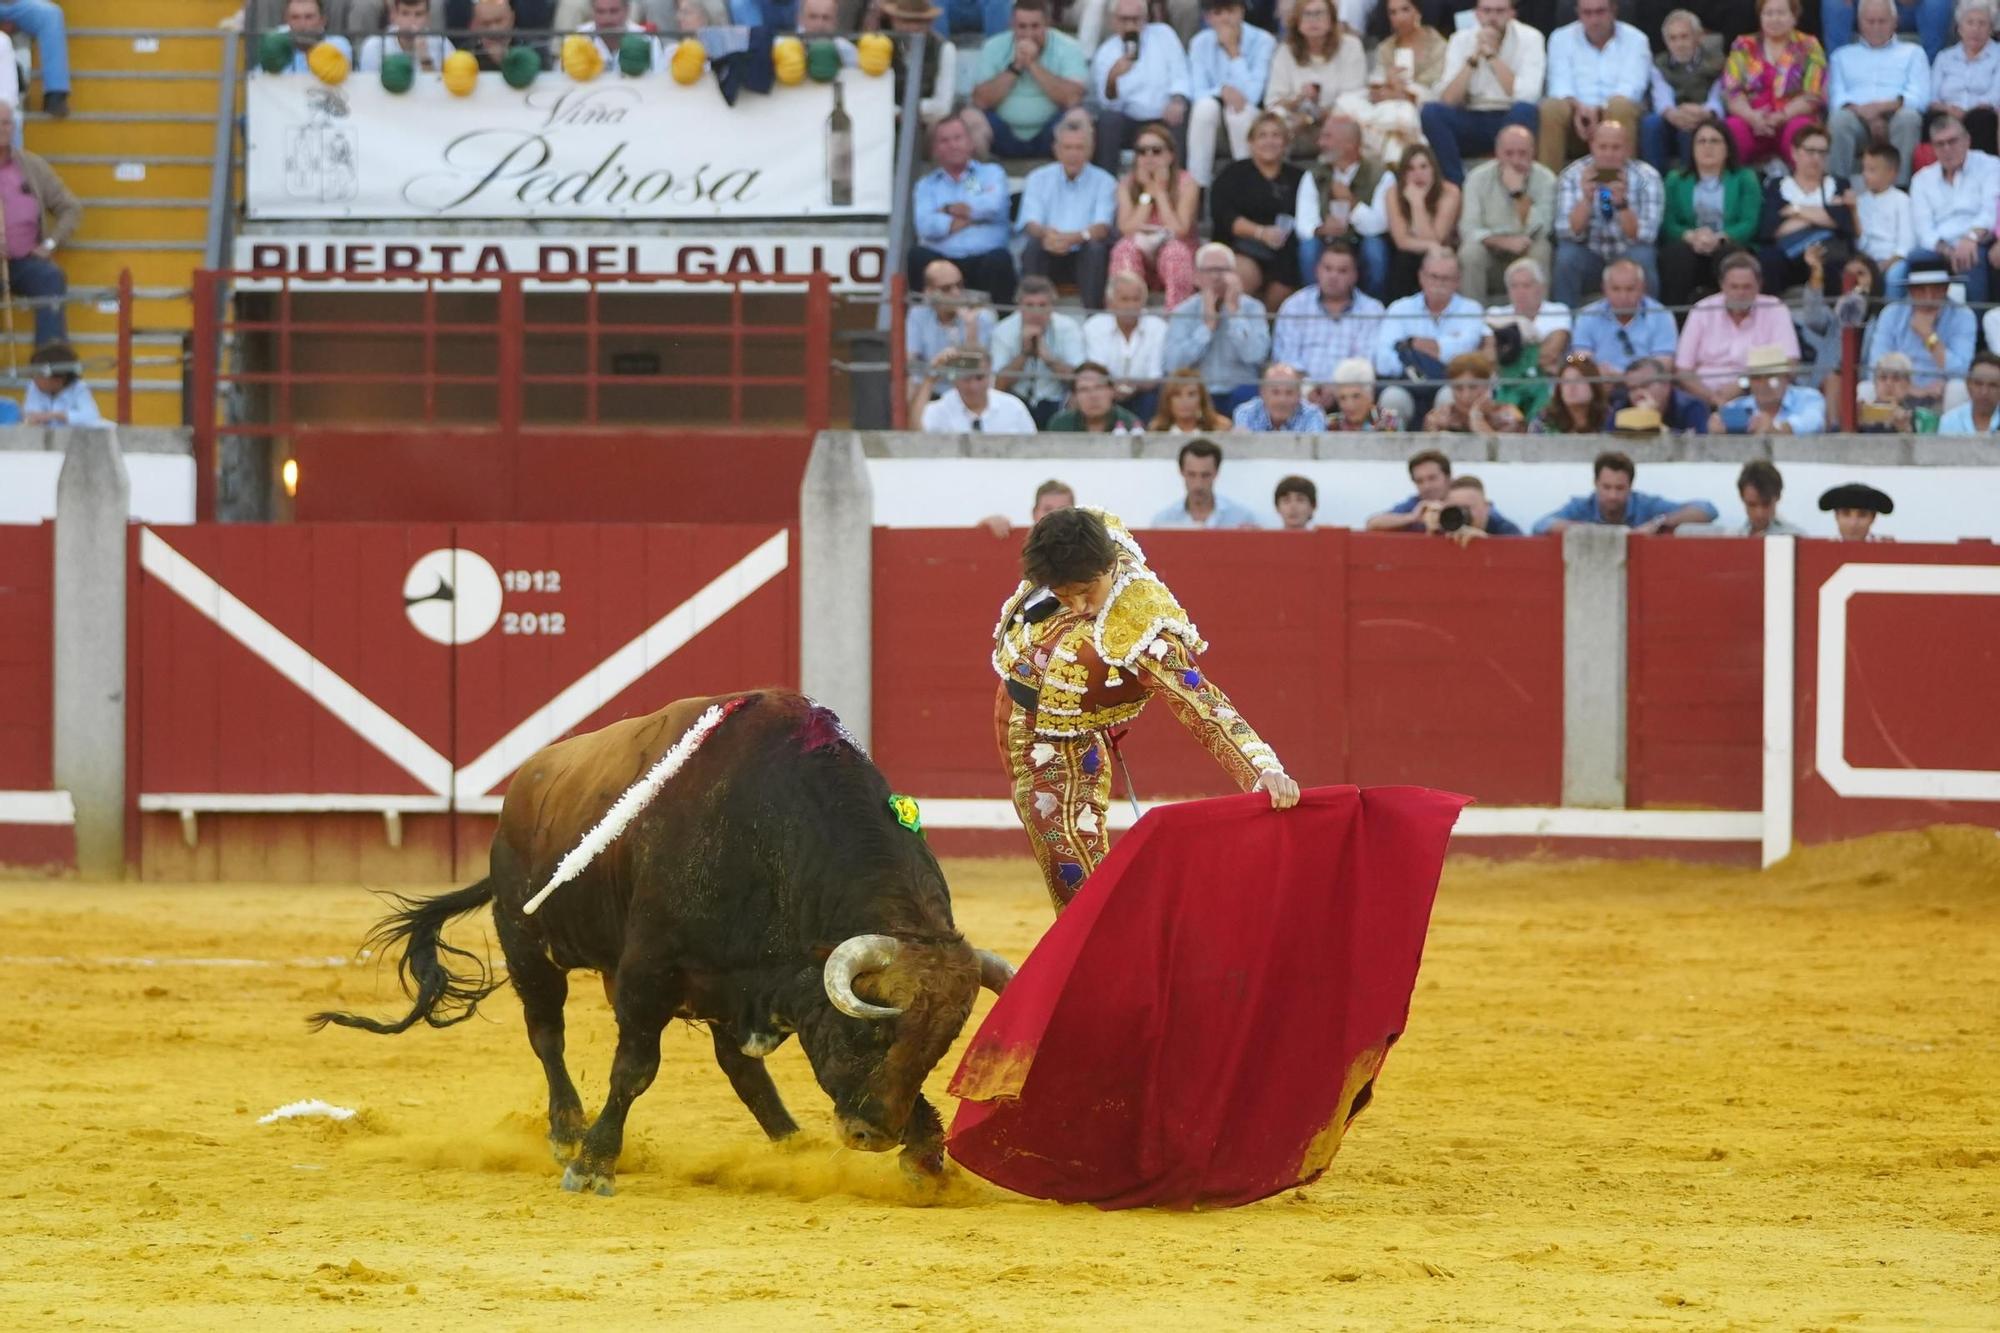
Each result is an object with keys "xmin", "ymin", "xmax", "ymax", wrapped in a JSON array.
[
  {"xmin": 1161, "ymin": 241, "xmax": 1272, "ymax": 412},
  {"xmin": 1231, "ymin": 364, "xmax": 1328, "ymax": 431},
  {"xmin": 1861, "ymin": 265, "xmax": 1976, "ymax": 406},
  {"xmin": 274, "ymin": 0, "xmax": 355, "ymax": 72},
  {"xmin": 1533, "ymin": 450, "xmax": 1720, "ymax": 533},
  {"xmin": 1018, "ymin": 111, "xmax": 1118, "ymax": 308},
  {"xmin": 1718, "ymin": 345, "xmax": 1828, "ymax": 434},
  {"xmin": 1149, "ymin": 437, "xmax": 1265, "ymax": 528},
  {"xmin": 1371, "ymin": 247, "xmax": 1486, "ymax": 418},
  {"xmin": 908, "ymin": 114, "xmax": 1018, "ymax": 307},
  {"xmin": 1612, "ymin": 355, "xmax": 1711, "ymax": 433},
  {"xmin": 1089, "ymin": 0, "xmax": 1191, "ymax": 172},
  {"xmin": 1567, "ymin": 256, "xmax": 1679, "ymax": 373},
  {"xmin": 1365, "ymin": 448, "xmax": 1455, "ymax": 531},
  {"xmin": 970, "ymin": 0, "xmax": 1088, "ymax": 158},
  {"xmin": 1439, "ymin": 474, "xmax": 1525, "ymax": 542},
  {"xmin": 1186, "ymin": 0, "xmax": 1275, "ymax": 186},
  {"xmin": 1828, "ymin": 0, "xmax": 1932, "ymax": 184}
]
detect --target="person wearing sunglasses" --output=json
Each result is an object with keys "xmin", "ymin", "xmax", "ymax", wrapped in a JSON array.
[{"xmin": 919, "ymin": 349, "xmax": 1040, "ymax": 432}]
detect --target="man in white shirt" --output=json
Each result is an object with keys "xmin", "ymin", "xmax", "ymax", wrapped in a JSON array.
[
  {"xmin": 357, "ymin": 0, "xmax": 451, "ymax": 71},
  {"xmin": 1828, "ymin": 0, "xmax": 1931, "ymax": 185},
  {"xmin": 1419, "ymin": 0, "xmax": 1544, "ymax": 184},
  {"xmin": 1083, "ymin": 271, "xmax": 1168, "ymax": 418},
  {"xmin": 576, "ymin": 0, "xmax": 663, "ymax": 63},
  {"xmin": 1089, "ymin": 0, "xmax": 1191, "ymax": 172},
  {"xmin": 1538, "ymin": 0, "xmax": 1652, "ymax": 173},
  {"xmin": 921, "ymin": 349, "xmax": 1040, "ymax": 432},
  {"xmin": 1906, "ymin": 113, "xmax": 2000, "ymax": 305},
  {"xmin": 990, "ymin": 276, "xmax": 1087, "ymax": 425},
  {"xmin": 1295, "ymin": 115, "xmax": 1391, "ymax": 297}
]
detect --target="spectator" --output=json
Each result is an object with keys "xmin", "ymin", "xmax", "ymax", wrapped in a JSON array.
[
  {"xmin": 0, "ymin": 102, "xmax": 78, "ymax": 348},
  {"xmin": 1210, "ymin": 113, "xmax": 1303, "ymax": 307},
  {"xmin": 271, "ymin": 0, "xmax": 357, "ymax": 71},
  {"xmin": 359, "ymin": 0, "xmax": 452, "ymax": 71},
  {"xmin": 1266, "ymin": 0, "xmax": 1368, "ymax": 156},
  {"xmin": 1150, "ymin": 366, "xmax": 1238, "ymax": 431},
  {"xmin": 932, "ymin": 0, "xmax": 1011, "ymax": 39},
  {"xmin": 1233, "ymin": 362, "xmax": 1329, "ymax": 430},
  {"xmin": 921, "ymin": 349, "xmax": 1039, "ymax": 431},
  {"xmin": 1111, "ymin": 121, "xmax": 1202, "ymax": 310},
  {"xmin": 1535, "ymin": 350, "xmax": 1614, "ymax": 431},
  {"xmin": 1717, "ymin": 344, "xmax": 1827, "ymax": 431},
  {"xmin": 1274, "ymin": 474, "xmax": 1318, "ymax": 529},
  {"xmin": 1273, "ymin": 241, "xmax": 1401, "ymax": 416},
  {"xmin": 1423, "ymin": 350, "xmax": 1526, "ymax": 430},
  {"xmin": 1909, "ymin": 114, "xmax": 2000, "ymax": 306},
  {"xmin": 1614, "ymin": 353, "xmax": 1713, "ymax": 431},
  {"xmin": 464, "ymin": 0, "xmax": 541, "ymax": 70},
  {"xmin": 20, "ymin": 341, "xmax": 100, "ymax": 426},
  {"xmin": 1568, "ymin": 257, "xmax": 1678, "ymax": 373},
  {"xmin": 1855, "ymin": 143, "xmax": 1916, "ymax": 294},
  {"xmin": 909, "ymin": 116, "xmax": 1017, "ymax": 308},
  {"xmin": 1862, "ymin": 264, "xmax": 1974, "ymax": 409},
  {"xmin": 1186, "ymin": 0, "xmax": 1277, "ymax": 186},
  {"xmin": 797, "ymin": 0, "xmax": 859, "ymax": 62},
  {"xmin": 1484, "ymin": 254, "xmax": 1570, "ymax": 416},
  {"xmin": 1373, "ymin": 247, "xmax": 1486, "ymax": 416},
  {"xmin": 1047, "ymin": 361, "xmax": 1146, "ymax": 431},
  {"xmin": 970, "ymin": 0, "xmax": 1087, "ymax": 158},
  {"xmin": 576, "ymin": 0, "xmax": 662, "ymax": 61},
  {"xmin": 1931, "ymin": 0, "xmax": 2000, "ymax": 156},
  {"xmin": 1859, "ymin": 350, "xmax": 1924, "ymax": 429},
  {"xmin": 1539, "ymin": 0, "xmax": 1652, "ymax": 173},
  {"xmin": 992, "ymin": 276, "xmax": 1086, "ymax": 426},
  {"xmin": 1659, "ymin": 116, "xmax": 1763, "ymax": 302},
  {"xmin": 1018, "ymin": 112, "xmax": 1117, "ymax": 309},
  {"xmin": 980, "ymin": 476, "xmax": 1076, "ymax": 538},
  {"xmin": 247, "ymin": 0, "xmax": 387, "ymax": 43},
  {"xmin": 1799, "ymin": 246, "xmax": 1881, "ymax": 391},
  {"xmin": 1297, "ymin": 114, "xmax": 1392, "ymax": 296},
  {"xmin": 0, "ymin": 0, "xmax": 70, "ymax": 116},
  {"xmin": 1718, "ymin": 459, "xmax": 1806, "ymax": 534},
  {"xmin": 1459, "ymin": 123, "xmax": 1557, "ymax": 301},
  {"xmin": 1439, "ymin": 474, "xmax": 1525, "ymax": 542},
  {"xmin": 1091, "ymin": 0, "xmax": 1192, "ymax": 172},
  {"xmin": 1825, "ymin": 0, "xmax": 1951, "ymax": 62},
  {"xmin": 1676, "ymin": 251, "xmax": 1799, "ymax": 406},
  {"xmin": 1720, "ymin": 0, "xmax": 1826, "ymax": 169},
  {"xmin": 1149, "ymin": 437, "xmax": 1264, "ymax": 527},
  {"xmin": 1336, "ymin": 0, "xmax": 1447, "ymax": 164},
  {"xmin": 1327, "ymin": 355, "xmax": 1406, "ymax": 428},
  {"xmin": 1553, "ymin": 120, "xmax": 1664, "ymax": 306},
  {"xmin": 1535, "ymin": 449, "xmax": 1720, "ymax": 533},
  {"xmin": 1817, "ymin": 480, "xmax": 1895, "ymax": 540},
  {"xmin": 905, "ymin": 259, "xmax": 995, "ymax": 414},
  {"xmin": 1162, "ymin": 241, "xmax": 1273, "ymax": 412},
  {"xmin": 1939, "ymin": 349, "xmax": 2000, "ymax": 430},
  {"xmin": 1641, "ymin": 9, "xmax": 1726, "ymax": 172},
  {"xmin": 1384, "ymin": 143, "xmax": 1462, "ymax": 298},
  {"xmin": 1756, "ymin": 120, "xmax": 1854, "ymax": 296},
  {"xmin": 880, "ymin": 0, "xmax": 956, "ymax": 123},
  {"xmin": 1420, "ymin": 0, "xmax": 1544, "ymax": 185},
  {"xmin": 1085, "ymin": 271, "xmax": 1169, "ymax": 419},
  {"xmin": 1828, "ymin": 0, "xmax": 1929, "ymax": 186},
  {"xmin": 1366, "ymin": 447, "xmax": 1454, "ymax": 529}
]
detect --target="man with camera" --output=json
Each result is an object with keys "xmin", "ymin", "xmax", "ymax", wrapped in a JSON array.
[
  {"xmin": 1365, "ymin": 447, "xmax": 1456, "ymax": 531},
  {"xmin": 1552, "ymin": 119, "xmax": 1662, "ymax": 307},
  {"xmin": 906, "ymin": 259, "xmax": 997, "ymax": 421},
  {"xmin": 920, "ymin": 348, "xmax": 1040, "ymax": 432},
  {"xmin": 1432, "ymin": 475, "xmax": 1526, "ymax": 544}
]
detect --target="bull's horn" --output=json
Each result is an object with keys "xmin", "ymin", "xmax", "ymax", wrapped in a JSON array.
[
  {"xmin": 975, "ymin": 948, "xmax": 1016, "ymax": 995},
  {"xmin": 823, "ymin": 934, "xmax": 904, "ymax": 1020}
]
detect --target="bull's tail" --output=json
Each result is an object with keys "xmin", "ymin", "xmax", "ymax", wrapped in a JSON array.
[{"xmin": 308, "ymin": 877, "xmax": 502, "ymax": 1035}]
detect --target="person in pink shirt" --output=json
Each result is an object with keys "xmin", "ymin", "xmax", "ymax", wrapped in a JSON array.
[{"xmin": 1674, "ymin": 250, "xmax": 1801, "ymax": 406}]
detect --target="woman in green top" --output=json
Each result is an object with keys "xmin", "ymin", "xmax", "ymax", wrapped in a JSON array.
[
  {"xmin": 1046, "ymin": 362, "xmax": 1144, "ymax": 434},
  {"xmin": 1658, "ymin": 117, "xmax": 1764, "ymax": 304}
]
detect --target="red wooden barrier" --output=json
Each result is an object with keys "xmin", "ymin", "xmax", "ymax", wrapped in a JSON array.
[{"xmin": 0, "ymin": 523, "xmax": 53, "ymax": 790}]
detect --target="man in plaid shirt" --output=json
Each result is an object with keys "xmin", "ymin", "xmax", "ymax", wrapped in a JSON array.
[{"xmin": 1552, "ymin": 120, "xmax": 1662, "ymax": 308}]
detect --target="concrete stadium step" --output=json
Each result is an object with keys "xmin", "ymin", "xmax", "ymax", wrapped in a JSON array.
[
  {"xmin": 71, "ymin": 32, "xmax": 236, "ymax": 76},
  {"xmin": 75, "ymin": 199, "xmax": 212, "ymax": 243},
  {"xmin": 46, "ymin": 156, "xmax": 218, "ymax": 199},
  {"xmin": 24, "ymin": 115, "xmax": 218, "ymax": 157},
  {"xmin": 53, "ymin": 71, "xmax": 227, "ymax": 116}
]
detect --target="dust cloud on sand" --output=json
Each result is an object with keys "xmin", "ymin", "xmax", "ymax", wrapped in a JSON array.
[{"xmin": 0, "ymin": 828, "xmax": 1995, "ymax": 1328}]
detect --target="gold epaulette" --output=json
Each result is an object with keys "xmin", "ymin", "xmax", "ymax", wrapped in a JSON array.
[{"xmin": 1094, "ymin": 570, "xmax": 1204, "ymax": 667}]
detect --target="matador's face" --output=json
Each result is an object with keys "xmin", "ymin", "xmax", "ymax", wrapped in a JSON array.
[{"xmin": 1050, "ymin": 568, "xmax": 1117, "ymax": 618}]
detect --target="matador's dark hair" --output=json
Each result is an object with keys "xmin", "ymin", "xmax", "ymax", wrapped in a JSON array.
[{"xmin": 1021, "ymin": 507, "xmax": 1118, "ymax": 589}]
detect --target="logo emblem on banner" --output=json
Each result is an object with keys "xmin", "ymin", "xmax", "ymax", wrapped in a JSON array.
[{"xmin": 402, "ymin": 548, "xmax": 502, "ymax": 645}]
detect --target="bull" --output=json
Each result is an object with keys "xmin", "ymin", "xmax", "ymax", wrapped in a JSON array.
[{"xmin": 311, "ymin": 690, "xmax": 1012, "ymax": 1195}]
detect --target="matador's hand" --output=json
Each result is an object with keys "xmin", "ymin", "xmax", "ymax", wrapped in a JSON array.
[{"xmin": 1254, "ymin": 770, "xmax": 1300, "ymax": 809}]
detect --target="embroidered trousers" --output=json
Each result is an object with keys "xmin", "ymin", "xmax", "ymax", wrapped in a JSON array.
[{"xmin": 995, "ymin": 690, "xmax": 1111, "ymax": 914}]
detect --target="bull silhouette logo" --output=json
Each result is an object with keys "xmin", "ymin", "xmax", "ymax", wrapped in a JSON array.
[
  {"xmin": 284, "ymin": 85, "xmax": 359, "ymax": 203},
  {"xmin": 403, "ymin": 549, "xmax": 502, "ymax": 645}
]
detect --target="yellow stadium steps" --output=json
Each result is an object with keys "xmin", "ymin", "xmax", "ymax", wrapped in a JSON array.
[
  {"xmin": 72, "ymin": 32, "xmax": 237, "ymax": 76},
  {"xmin": 26, "ymin": 114, "xmax": 220, "ymax": 158},
  {"xmin": 74, "ymin": 199, "xmax": 211, "ymax": 244},
  {"xmin": 44, "ymin": 156, "xmax": 219, "ymax": 200},
  {"xmin": 60, "ymin": 70, "xmax": 226, "ymax": 115},
  {"xmin": 63, "ymin": 241, "xmax": 207, "ymax": 293},
  {"xmin": 65, "ymin": 1, "xmax": 240, "ymax": 26}
]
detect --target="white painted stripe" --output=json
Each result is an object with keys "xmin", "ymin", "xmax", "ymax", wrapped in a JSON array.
[
  {"xmin": 914, "ymin": 798, "xmax": 1763, "ymax": 842},
  {"xmin": 0, "ymin": 790, "xmax": 76, "ymax": 825},
  {"xmin": 1814, "ymin": 562, "xmax": 2000, "ymax": 802},
  {"xmin": 137, "ymin": 793, "xmax": 452, "ymax": 814},
  {"xmin": 1761, "ymin": 537, "xmax": 1796, "ymax": 869},
  {"xmin": 140, "ymin": 529, "xmax": 454, "ymax": 797},
  {"xmin": 453, "ymin": 531, "xmax": 790, "ymax": 802}
]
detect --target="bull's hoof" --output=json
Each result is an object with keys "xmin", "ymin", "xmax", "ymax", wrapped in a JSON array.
[
  {"xmin": 899, "ymin": 1141, "xmax": 947, "ymax": 1182},
  {"xmin": 560, "ymin": 1163, "xmax": 615, "ymax": 1196}
]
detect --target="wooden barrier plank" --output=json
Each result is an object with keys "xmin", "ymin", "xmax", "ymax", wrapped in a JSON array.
[{"xmin": 0, "ymin": 523, "xmax": 54, "ymax": 790}]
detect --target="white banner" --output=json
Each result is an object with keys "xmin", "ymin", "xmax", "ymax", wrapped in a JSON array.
[
  {"xmin": 244, "ymin": 68, "xmax": 893, "ymax": 221},
  {"xmin": 231, "ymin": 234, "xmax": 888, "ymax": 290}
]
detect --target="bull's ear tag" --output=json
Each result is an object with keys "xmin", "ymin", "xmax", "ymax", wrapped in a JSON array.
[{"xmin": 889, "ymin": 795, "xmax": 924, "ymax": 838}]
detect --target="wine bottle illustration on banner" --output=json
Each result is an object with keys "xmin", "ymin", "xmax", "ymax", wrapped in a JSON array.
[{"xmin": 827, "ymin": 80, "xmax": 854, "ymax": 207}]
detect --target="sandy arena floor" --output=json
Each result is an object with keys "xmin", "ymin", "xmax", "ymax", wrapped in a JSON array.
[{"xmin": 1, "ymin": 828, "xmax": 1995, "ymax": 1330}]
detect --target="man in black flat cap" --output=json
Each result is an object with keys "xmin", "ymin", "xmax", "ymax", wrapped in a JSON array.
[{"xmin": 1819, "ymin": 481, "xmax": 1895, "ymax": 541}]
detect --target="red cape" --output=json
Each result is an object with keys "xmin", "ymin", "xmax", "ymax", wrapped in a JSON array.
[{"xmin": 947, "ymin": 785, "xmax": 1466, "ymax": 1210}]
